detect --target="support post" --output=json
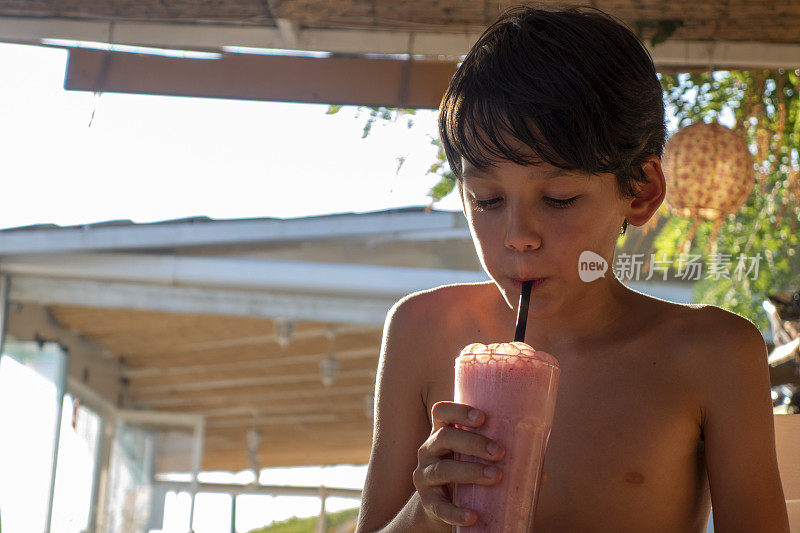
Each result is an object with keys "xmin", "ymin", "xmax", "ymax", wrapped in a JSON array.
[
  {"xmin": 45, "ymin": 344, "xmax": 68, "ymax": 533},
  {"xmin": 230, "ymin": 494, "xmax": 237, "ymax": 533},
  {"xmin": 0, "ymin": 275, "xmax": 9, "ymax": 354},
  {"xmin": 315, "ymin": 486, "xmax": 328, "ymax": 533},
  {"xmin": 187, "ymin": 418, "xmax": 205, "ymax": 532},
  {"xmin": 92, "ymin": 418, "xmax": 117, "ymax": 532}
]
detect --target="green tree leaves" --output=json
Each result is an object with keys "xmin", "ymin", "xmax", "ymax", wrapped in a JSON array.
[{"xmin": 656, "ymin": 70, "xmax": 800, "ymax": 330}]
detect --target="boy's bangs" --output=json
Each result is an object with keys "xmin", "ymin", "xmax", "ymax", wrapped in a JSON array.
[{"xmin": 442, "ymin": 92, "xmax": 575, "ymax": 176}]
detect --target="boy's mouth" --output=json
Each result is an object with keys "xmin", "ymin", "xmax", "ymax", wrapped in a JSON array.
[{"xmin": 511, "ymin": 277, "xmax": 547, "ymax": 290}]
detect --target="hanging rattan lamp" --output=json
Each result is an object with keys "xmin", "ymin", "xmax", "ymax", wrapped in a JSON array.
[{"xmin": 661, "ymin": 121, "xmax": 754, "ymax": 251}]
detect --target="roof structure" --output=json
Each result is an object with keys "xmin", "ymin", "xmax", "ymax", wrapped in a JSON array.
[
  {"xmin": 2, "ymin": 0, "xmax": 799, "ymax": 43},
  {"xmin": 0, "ymin": 209, "xmax": 482, "ymax": 470},
  {"xmin": 0, "ymin": 0, "xmax": 797, "ymax": 107}
]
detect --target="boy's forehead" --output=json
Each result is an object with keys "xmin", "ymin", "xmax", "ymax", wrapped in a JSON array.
[{"xmin": 460, "ymin": 158, "xmax": 587, "ymax": 180}]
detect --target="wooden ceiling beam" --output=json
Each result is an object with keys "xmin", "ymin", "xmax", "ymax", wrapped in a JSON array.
[
  {"xmin": 123, "ymin": 348, "xmax": 378, "ymax": 389},
  {"xmin": 196, "ymin": 397, "xmax": 370, "ymax": 419},
  {"xmin": 79, "ymin": 323, "xmax": 374, "ymax": 359},
  {"xmin": 119, "ymin": 330, "xmax": 381, "ymax": 366},
  {"xmin": 128, "ymin": 324, "xmax": 375, "ymax": 356},
  {"xmin": 62, "ymin": 43, "xmax": 800, "ymax": 110},
  {"xmin": 130, "ymin": 367, "xmax": 376, "ymax": 395},
  {"xmin": 66, "ymin": 47, "xmax": 458, "ymax": 109},
  {"xmin": 205, "ymin": 421, "xmax": 373, "ymax": 446},
  {"xmin": 103, "ymin": 323, "xmax": 372, "ymax": 358},
  {"xmin": 122, "ymin": 344, "xmax": 379, "ymax": 380},
  {"xmin": 203, "ymin": 424, "xmax": 374, "ymax": 467},
  {"xmin": 121, "ymin": 346, "xmax": 376, "ymax": 370},
  {"xmin": 48, "ymin": 304, "xmax": 299, "ymax": 335},
  {"xmin": 202, "ymin": 442, "xmax": 372, "ymax": 470},
  {"xmin": 125, "ymin": 358, "xmax": 378, "ymax": 391},
  {"xmin": 57, "ymin": 40, "xmax": 800, "ymax": 110},
  {"xmin": 205, "ymin": 410, "xmax": 367, "ymax": 429},
  {"xmin": 132, "ymin": 382, "xmax": 373, "ymax": 409}
]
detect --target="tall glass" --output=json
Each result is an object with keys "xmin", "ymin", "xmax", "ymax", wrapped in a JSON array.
[{"xmin": 453, "ymin": 342, "xmax": 560, "ymax": 532}]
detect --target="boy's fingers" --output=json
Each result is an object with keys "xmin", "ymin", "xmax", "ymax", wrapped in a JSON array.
[
  {"xmin": 420, "ymin": 489, "xmax": 478, "ymax": 527},
  {"xmin": 431, "ymin": 401, "xmax": 484, "ymax": 430},
  {"xmin": 415, "ymin": 458, "xmax": 502, "ymax": 487},
  {"xmin": 421, "ymin": 425, "xmax": 504, "ymax": 462}
]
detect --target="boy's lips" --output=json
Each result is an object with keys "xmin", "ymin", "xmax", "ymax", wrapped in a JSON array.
[{"xmin": 511, "ymin": 277, "xmax": 547, "ymax": 289}]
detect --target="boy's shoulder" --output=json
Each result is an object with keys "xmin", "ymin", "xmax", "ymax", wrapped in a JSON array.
[
  {"xmin": 384, "ymin": 282, "xmax": 499, "ymax": 347},
  {"xmin": 389, "ymin": 281, "xmax": 496, "ymax": 322},
  {"xmin": 631, "ymin": 293, "xmax": 766, "ymax": 363},
  {"xmin": 663, "ymin": 299, "xmax": 762, "ymax": 342},
  {"xmin": 683, "ymin": 303, "xmax": 767, "ymax": 362}
]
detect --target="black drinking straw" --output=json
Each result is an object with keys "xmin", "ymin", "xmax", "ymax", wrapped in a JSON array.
[{"xmin": 514, "ymin": 280, "xmax": 533, "ymax": 342}]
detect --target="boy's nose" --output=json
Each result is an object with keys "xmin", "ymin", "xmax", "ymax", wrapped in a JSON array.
[{"xmin": 504, "ymin": 213, "xmax": 542, "ymax": 252}]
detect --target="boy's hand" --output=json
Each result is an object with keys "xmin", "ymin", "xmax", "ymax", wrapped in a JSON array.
[{"xmin": 412, "ymin": 401, "xmax": 505, "ymax": 528}]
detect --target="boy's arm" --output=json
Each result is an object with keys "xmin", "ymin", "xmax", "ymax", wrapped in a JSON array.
[
  {"xmin": 701, "ymin": 309, "xmax": 790, "ymax": 532},
  {"xmin": 355, "ymin": 296, "xmax": 447, "ymax": 533}
]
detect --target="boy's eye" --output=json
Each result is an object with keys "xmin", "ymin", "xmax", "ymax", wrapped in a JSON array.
[
  {"xmin": 545, "ymin": 196, "xmax": 579, "ymax": 208},
  {"xmin": 471, "ymin": 197, "xmax": 502, "ymax": 211},
  {"xmin": 470, "ymin": 195, "xmax": 580, "ymax": 211}
]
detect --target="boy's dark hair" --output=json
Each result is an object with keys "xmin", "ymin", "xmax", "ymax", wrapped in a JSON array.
[{"xmin": 438, "ymin": 4, "xmax": 667, "ymax": 234}]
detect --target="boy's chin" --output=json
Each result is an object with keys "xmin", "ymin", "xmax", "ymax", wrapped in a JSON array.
[{"xmin": 495, "ymin": 282, "xmax": 524, "ymax": 310}]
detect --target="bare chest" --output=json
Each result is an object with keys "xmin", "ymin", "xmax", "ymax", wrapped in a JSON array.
[{"xmin": 423, "ymin": 340, "xmax": 711, "ymax": 532}]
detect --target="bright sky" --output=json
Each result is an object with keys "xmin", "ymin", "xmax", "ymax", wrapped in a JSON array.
[{"xmin": 0, "ymin": 42, "xmax": 464, "ymax": 231}]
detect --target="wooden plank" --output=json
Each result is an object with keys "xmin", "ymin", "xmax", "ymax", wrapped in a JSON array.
[
  {"xmin": 206, "ymin": 411, "xmax": 362, "ymax": 430},
  {"xmin": 65, "ymin": 47, "xmax": 457, "ymax": 109},
  {"xmin": 119, "ymin": 330, "xmax": 381, "ymax": 366},
  {"xmin": 202, "ymin": 420, "xmax": 374, "ymax": 467},
  {"xmin": 198, "ymin": 396, "xmax": 369, "ymax": 419},
  {"xmin": 203, "ymin": 441, "xmax": 372, "ymax": 469},
  {"xmin": 122, "ymin": 345, "xmax": 378, "ymax": 380},
  {"xmin": 124, "ymin": 352, "xmax": 378, "ymax": 390},
  {"xmin": 206, "ymin": 420, "xmax": 373, "ymax": 446},
  {"xmin": 129, "ymin": 367, "xmax": 376, "ymax": 395},
  {"xmin": 132, "ymin": 381, "xmax": 373, "ymax": 409},
  {"xmin": 126, "ymin": 360, "xmax": 377, "ymax": 391}
]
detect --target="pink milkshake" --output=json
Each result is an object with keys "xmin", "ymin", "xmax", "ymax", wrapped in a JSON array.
[{"xmin": 453, "ymin": 341, "xmax": 560, "ymax": 532}]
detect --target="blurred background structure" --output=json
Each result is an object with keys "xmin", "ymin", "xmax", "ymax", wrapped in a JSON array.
[{"xmin": 0, "ymin": 1, "xmax": 798, "ymax": 532}]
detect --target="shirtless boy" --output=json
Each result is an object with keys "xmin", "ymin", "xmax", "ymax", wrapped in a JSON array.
[{"xmin": 356, "ymin": 5, "xmax": 789, "ymax": 532}]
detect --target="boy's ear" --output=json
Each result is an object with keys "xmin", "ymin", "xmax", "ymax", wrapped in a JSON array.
[{"xmin": 624, "ymin": 156, "xmax": 666, "ymax": 227}]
